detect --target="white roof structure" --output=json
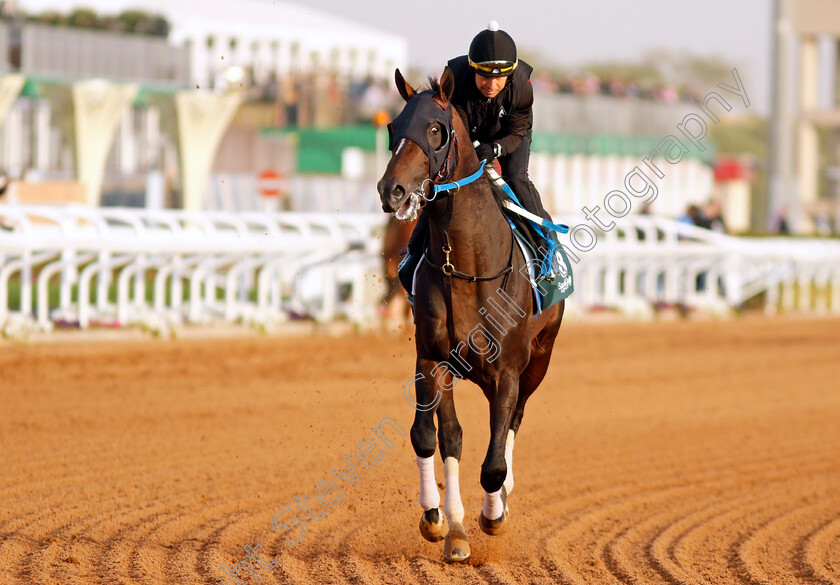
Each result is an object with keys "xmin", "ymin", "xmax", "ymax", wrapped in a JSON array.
[{"xmin": 18, "ymin": 0, "xmax": 408, "ymax": 86}]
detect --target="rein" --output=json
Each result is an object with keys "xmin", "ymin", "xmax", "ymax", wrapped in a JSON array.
[{"xmin": 433, "ymin": 160, "xmax": 487, "ymax": 194}]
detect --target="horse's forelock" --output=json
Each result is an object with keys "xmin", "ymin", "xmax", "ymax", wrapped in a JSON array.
[{"xmin": 424, "ymin": 77, "xmax": 441, "ymax": 93}]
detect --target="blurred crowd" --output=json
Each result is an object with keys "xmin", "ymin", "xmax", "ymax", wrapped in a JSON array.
[
  {"xmin": 531, "ymin": 72, "xmax": 698, "ymax": 104},
  {"xmin": 240, "ymin": 69, "xmax": 705, "ymax": 128},
  {"xmin": 239, "ymin": 72, "xmax": 398, "ymax": 128}
]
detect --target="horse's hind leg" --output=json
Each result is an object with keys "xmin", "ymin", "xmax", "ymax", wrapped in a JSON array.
[
  {"xmin": 504, "ymin": 362, "xmax": 546, "ymax": 497},
  {"xmin": 506, "ymin": 302, "xmax": 565, "ymax": 495},
  {"xmin": 479, "ymin": 372, "xmax": 519, "ymax": 536},
  {"xmin": 410, "ymin": 360, "xmax": 447, "ymax": 543},
  {"xmin": 436, "ymin": 390, "xmax": 469, "ymax": 561}
]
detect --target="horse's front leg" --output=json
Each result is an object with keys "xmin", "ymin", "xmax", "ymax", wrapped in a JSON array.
[
  {"xmin": 409, "ymin": 358, "xmax": 448, "ymax": 543},
  {"xmin": 479, "ymin": 372, "xmax": 518, "ymax": 535},
  {"xmin": 436, "ymin": 389, "xmax": 469, "ymax": 561}
]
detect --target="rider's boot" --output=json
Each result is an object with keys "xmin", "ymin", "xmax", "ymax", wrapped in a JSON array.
[
  {"xmin": 515, "ymin": 183, "xmax": 562, "ymax": 281},
  {"xmin": 398, "ymin": 210, "xmax": 430, "ymax": 300}
]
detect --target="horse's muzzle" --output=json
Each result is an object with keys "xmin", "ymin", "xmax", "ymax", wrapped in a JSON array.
[{"xmin": 377, "ymin": 177, "xmax": 407, "ymax": 213}]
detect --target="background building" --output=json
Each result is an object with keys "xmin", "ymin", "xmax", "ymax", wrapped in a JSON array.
[
  {"xmin": 0, "ymin": 0, "xmax": 406, "ymax": 208},
  {"xmin": 770, "ymin": 0, "xmax": 840, "ymax": 234},
  {"xmin": 11, "ymin": 0, "xmax": 407, "ymax": 85},
  {"xmin": 0, "ymin": 1, "xmax": 748, "ymax": 234}
]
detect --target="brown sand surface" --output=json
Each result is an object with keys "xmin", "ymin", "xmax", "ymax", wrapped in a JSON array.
[{"xmin": 1, "ymin": 316, "xmax": 840, "ymax": 584}]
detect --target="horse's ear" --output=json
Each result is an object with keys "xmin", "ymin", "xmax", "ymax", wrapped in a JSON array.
[
  {"xmin": 394, "ymin": 68, "xmax": 416, "ymax": 102},
  {"xmin": 439, "ymin": 66, "xmax": 455, "ymax": 104}
]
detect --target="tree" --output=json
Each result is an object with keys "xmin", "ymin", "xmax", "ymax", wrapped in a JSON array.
[
  {"xmin": 34, "ymin": 10, "xmax": 66, "ymax": 26},
  {"xmin": 146, "ymin": 15, "xmax": 169, "ymax": 37},
  {"xmin": 23, "ymin": 7, "xmax": 170, "ymax": 37},
  {"xmin": 116, "ymin": 9, "xmax": 144, "ymax": 33},
  {"xmin": 117, "ymin": 10, "xmax": 170, "ymax": 36},
  {"xmin": 67, "ymin": 8, "xmax": 99, "ymax": 29}
]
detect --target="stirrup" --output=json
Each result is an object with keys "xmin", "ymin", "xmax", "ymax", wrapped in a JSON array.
[{"xmin": 540, "ymin": 246, "xmax": 564, "ymax": 282}]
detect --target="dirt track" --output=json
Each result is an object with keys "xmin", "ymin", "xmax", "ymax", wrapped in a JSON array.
[{"xmin": 1, "ymin": 316, "xmax": 840, "ymax": 585}]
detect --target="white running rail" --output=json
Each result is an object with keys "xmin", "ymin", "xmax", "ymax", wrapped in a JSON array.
[
  {"xmin": 559, "ymin": 215, "xmax": 840, "ymax": 317},
  {"xmin": 0, "ymin": 206, "xmax": 387, "ymax": 333},
  {"xmin": 1, "ymin": 207, "xmax": 839, "ymax": 336}
]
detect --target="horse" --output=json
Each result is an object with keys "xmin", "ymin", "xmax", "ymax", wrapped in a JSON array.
[
  {"xmin": 379, "ymin": 214, "xmax": 415, "ymax": 323},
  {"xmin": 376, "ymin": 67, "xmax": 565, "ymax": 562}
]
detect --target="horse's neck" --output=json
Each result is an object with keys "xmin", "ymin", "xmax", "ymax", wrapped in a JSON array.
[
  {"xmin": 426, "ymin": 106, "xmax": 511, "ymax": 275},
  {"xmin": 427, "ymin": 180, "xmax": 510, "ymax": 274}
]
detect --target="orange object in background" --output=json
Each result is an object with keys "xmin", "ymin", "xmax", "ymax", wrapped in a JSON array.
[
  {"xmin": 257, "ymin": 169, "xmax": 284, "ymax": 198},
  {"xmin": 14, "ymin": 181, "xmax": 86, "ymax": 205},
  {"xmin": 373, "ymin": 109, "xmax": 390, "ymax": 127}
]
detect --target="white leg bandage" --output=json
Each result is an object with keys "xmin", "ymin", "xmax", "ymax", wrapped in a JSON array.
[
  {"xmin": 417, "ymin": 456, "xmax": 440, "ymax": 510},
  {"xmin": 483, "ymin": 489, "xmax": 504, "ymax": 520},
  {"xmin": 504, "ymin": 429, "xmax": 515, "ymax": 495},
  {"xmin": 443, "ymin": 457, "xmax": 465, "ymax": 524}
]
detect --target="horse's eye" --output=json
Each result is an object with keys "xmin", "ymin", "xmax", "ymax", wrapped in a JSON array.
[{"xmin": 429, "ymin": 127, "xmax": 440, "ymax": 135}]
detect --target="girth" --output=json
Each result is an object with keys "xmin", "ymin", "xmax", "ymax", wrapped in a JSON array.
[{"xmin": 423, "ymin": 228, "xmax": 514, "ymax": 288}]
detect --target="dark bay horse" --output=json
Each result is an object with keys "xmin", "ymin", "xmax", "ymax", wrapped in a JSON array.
[{"xmin": 377, "ymin": 67, "xmax": 564, "ymax": 562}]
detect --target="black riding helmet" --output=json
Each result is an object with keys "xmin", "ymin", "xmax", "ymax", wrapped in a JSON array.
[{"xmin": 468, "ymin": 20, "xmax": 518, "ymax": 78}]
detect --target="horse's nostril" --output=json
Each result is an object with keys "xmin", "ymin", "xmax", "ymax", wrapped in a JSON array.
[{"xmin": 377, "ymin": 178, "xmax": 406, "ymax": 211}]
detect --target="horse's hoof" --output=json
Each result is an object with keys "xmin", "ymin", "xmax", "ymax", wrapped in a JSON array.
[
  {"xmin": 479, "ymin": 486, "xmax": 510, "ymax": 536},
  {"xmin": 444, "ymin": 522, "xmax": 470, "ymax": 562},
  {"xmin": 419, "ymin": 507, "xmax": 448, "ymax": 542},
  {"xmin": 478, "ymin": 509, "xmax": 509, "ymax": 535}
]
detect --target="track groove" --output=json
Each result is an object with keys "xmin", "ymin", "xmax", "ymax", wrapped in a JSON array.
[{"xmin": 800, "ymin": 514, "xmax": 840, "ymax": 584}]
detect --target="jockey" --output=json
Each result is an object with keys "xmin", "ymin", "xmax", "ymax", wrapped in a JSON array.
[{"xmin": 404, "ymin": 21, "xmax": 555, "ymax": 274}]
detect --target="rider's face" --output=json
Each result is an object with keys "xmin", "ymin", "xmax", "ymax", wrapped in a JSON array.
[{"xmin": 474, "ymin": 74, "xmax": 508, "ymax": 99}]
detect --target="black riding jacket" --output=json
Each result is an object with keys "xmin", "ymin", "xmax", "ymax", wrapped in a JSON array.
[{"xmin": 447, "ymin": 55, "xmax": 534, "ymax": 157}]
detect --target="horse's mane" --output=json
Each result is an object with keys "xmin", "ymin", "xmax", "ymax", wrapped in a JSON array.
[{"xmin": 424, "ymin": 77, "xmax": 441, "ymax": 93}]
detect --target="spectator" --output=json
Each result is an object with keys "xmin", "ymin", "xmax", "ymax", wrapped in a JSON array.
[
  {"xmin": 0, "ymin": 171, "xmax": 16, "ymax": 231},
  {"xmin": 0, "ymin": 170, "xmax": 20, "ymax": 204},
  {"xmin": 771, "ymin": 206, "xmax": 790, "ymax": 235},
  {"xmin": 703, "ymin": 199, "xmax": 726, "ymax": 233},
  {"xmin": 678, "ymin": 204, "xmax": 705, "ymax": 228},
  {"xmin": 281, "ymin": 75, "xmax": 300, "ymax": 126},
  {"xmin": 814, "ymin": 213, "xmax": 832, "ymax": 237},
  {"xmin": 661, "ymin": 84, "xmax": 678, "ymax": 103}
]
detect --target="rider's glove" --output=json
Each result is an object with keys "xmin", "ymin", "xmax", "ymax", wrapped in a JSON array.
[{"xmin": 475, "ymin": 142, "xmax": 502, "ymax": 163}]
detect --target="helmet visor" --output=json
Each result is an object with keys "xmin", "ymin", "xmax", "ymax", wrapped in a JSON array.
[{"xmin": 468, "ymin": 57, "xmax": 517, "ymax": 77}]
